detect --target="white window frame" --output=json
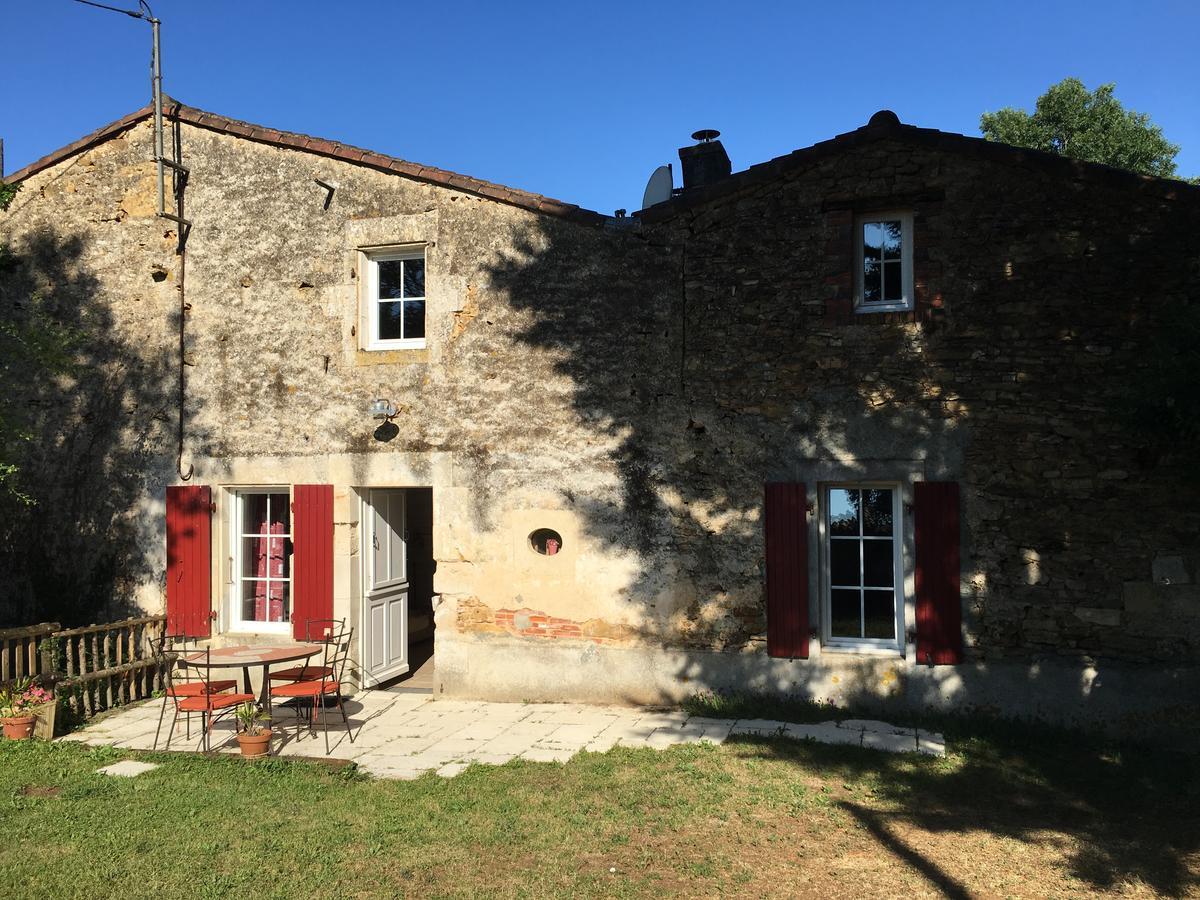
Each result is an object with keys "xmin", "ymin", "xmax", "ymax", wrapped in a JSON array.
[
  {"xmin": 854, "ymin": 211, "xmax": 914, "ymax": 314},
  {"xmin": 820, "ymin": 482, "xmax": 906, "ymax": 653},
  {"xmin": 363, "ymin": 246, "xmax": 427, "ymax": 351},
  {"xmin": 228, "ymin": 487, "xmax": 293, "ymax": 635}
]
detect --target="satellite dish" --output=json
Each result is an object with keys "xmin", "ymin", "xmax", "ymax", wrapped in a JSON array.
[{"xmin": 641, "ymin": 164, "xmax": 673, "ymax": 210}]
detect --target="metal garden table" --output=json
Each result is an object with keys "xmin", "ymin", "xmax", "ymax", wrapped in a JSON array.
[{"xmin": 180, "ymin": 644, "xmax": 322, "ymax": 716}]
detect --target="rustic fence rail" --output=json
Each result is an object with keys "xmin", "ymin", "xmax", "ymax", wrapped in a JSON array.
[
  {"xmin": 0, "ymin": 621, "xmax": 60, "ymax": 684},
  {"xmin": 1, "ymin": 615, "xmax": 168, "ymax": 726}
]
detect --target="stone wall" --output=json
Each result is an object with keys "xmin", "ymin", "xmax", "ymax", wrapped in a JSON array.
[
  {"xmin": 641, "ymin": 134, "xmax": 1200, "ymax": 666},
  {"xmin": 2, "ymin": 112, "xmax": 1198, "ymax": 720}
]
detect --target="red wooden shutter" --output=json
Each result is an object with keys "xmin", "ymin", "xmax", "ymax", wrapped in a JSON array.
[
  {"xmin": 765, "ymin": 482, "xmax": 809, "ymax": 659},
  {"xmin": 292, "ymin": 484, "xmax": 334, "ymax": 641},
  {"xmin": 165, "ymin": 485, "xmax": 212, "ymax": 638},
  {"xmin": 914, "ymin": 481, "xmax": 963, "ymax": 664}
]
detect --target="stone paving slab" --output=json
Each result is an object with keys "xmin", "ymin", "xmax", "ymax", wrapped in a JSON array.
[
  {"xmin": 96, "ymin": 760, "xmax": 159, "ymax": 778},
  {"xmin": 58, "ymin": 696, "xmax": 945, "ymax": 778}
]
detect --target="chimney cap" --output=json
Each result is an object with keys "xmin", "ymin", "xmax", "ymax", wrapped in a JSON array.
[
  {"xmin": 691, "ymin": 129, "xmax": 721, "ymax": 143},
  {"xmin": 867, "ymin": 110, "xmax": 901, "ymax": 128}
]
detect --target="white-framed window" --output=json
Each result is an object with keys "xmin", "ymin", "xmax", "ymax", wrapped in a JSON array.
[
  {"xmin": 364, "ymin": 247, "xmax": 426, "ymax": 350},
  {"xmin": 854, "ymin": 212, "xmax": 913, "ymax": 313},
  {"xmin": 822, "ymin": 484, "xmax": 904, "ymax": 651},
  {"xmin": 229, "ymin": 488, "xmax": 292, "ymax": 633}
]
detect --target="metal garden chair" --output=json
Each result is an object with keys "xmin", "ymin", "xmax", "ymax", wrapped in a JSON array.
[
  {"xmin": 152, "ymin": 633, "xmax": 239, "ymax": 750},
  {"xmin": 160, "ymin": 645, "xmax": 256, "ymax": 752},
  {"xmin": 268, "ymin": 624, "xmax": 355, "ymax": 754},
  {"xmin": 266, "ymin": 618, "xmax": 343, "ymax": 684}
]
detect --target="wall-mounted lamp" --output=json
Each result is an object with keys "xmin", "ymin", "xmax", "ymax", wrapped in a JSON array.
[{"xmin": 369, "ymin": 398, "xmax": 397, "ymax": 420}]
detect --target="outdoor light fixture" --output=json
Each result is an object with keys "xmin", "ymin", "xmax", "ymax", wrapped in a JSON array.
[{"xmin": 369, "ymin": 399, "xmax": 397, "ymax": 420}]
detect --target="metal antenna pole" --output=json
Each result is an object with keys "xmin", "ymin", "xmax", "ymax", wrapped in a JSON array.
[{"xmin": 151, "ymin": 12, "xmax": 164, "ymax": 215}]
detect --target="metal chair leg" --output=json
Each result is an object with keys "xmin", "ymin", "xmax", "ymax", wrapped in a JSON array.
[
  {"xmin": 153, "ymin": 694, "xmax": 169, "ymax": 750},
  {"xmin": 321, "ymin": 691, "xmax": 330, "ymax": 755},
  {"xmin": 165, "ymin": 707, "xmax": 180, "ymax": 751},
  {"xmin": 336, "ymin": 691, "xmax": 353, "ymax": 744}
]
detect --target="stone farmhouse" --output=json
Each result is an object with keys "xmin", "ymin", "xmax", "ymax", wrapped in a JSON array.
[{"xmin": 1, "ymin": 100, "xmax": 1197, "ymax": 733}]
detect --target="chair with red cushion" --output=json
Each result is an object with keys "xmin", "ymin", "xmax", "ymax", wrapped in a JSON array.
[
  {"xmin": 160, "ymin": 645, "xmax": 255, "ymax": 752},
  {"xmin": 153, "ymin": 634, "xmax": 239, "ymax": 750},
  {"xmin": 269, "ymin": 624, "xmax": 355, "ymax": 754},
  {"xmin": 266, "ymin": 618, "xmax": 343, "ymax": 684}
]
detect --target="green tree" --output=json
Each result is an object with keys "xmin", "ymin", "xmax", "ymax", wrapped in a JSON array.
[{"xmin": 980, "ymin": 78, "xmax": 1184, "ymax": 178}]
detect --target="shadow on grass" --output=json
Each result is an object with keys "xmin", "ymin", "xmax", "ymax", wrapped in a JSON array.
[{"xmin": 715, "ymin": 703, "xmax": 1200, "ymax": 898}]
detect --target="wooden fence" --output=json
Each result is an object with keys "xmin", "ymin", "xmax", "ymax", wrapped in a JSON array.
[
  {"xmin": 1, "ymin": 621, "xmax": 60, "ymax": 684},
  {"xmin": 0, "ymin": 615, "xmax": 168, "ymax": 724}
]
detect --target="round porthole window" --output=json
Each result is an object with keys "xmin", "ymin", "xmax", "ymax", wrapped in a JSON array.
[{"xmin": 529, "ymin": 528, "xmax": 563, "ymax": 556}]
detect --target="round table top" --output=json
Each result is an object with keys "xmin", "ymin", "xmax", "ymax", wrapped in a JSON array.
[{"xmin": 180, "ymin": 644, "xmax": 323, "ymax": 668}]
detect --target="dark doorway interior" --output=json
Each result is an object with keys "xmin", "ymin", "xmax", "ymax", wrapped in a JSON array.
[{"xmin": 389, "ymin": 487, "xmax": 434, "ymax": 693}]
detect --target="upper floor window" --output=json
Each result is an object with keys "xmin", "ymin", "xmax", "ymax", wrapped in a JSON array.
[
  {"xmin": 365, "ymin": 247, "xmax": 426, "ymax": 350},
  {"xmin": 855, "ymin": 212, "xmax": 913, "ymax": 313}
]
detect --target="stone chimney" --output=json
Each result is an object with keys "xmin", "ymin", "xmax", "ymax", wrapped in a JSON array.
[{"xmin": 678, "ymin": 129, "xmax": 730, "ymax": 190}]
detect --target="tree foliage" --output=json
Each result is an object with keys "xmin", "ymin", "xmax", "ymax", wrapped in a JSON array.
[{"xmin": 981, "ymin": 78, "xmax": 1184, "ymax": 178}]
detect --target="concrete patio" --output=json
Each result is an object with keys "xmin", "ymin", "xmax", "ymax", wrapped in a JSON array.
[{"xmin": 59, "ymin": 692, "xmax": 946, "ymax": 778}]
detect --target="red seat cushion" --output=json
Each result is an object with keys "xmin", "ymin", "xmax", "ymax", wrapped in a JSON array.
[
  {"xmin": 268, "ymin": 665, "xmax": 333, "ymax": 682},
  {"xmin": 177, "ymin": 692, "xmax": 256, "ymax": 712},
  {"xmin": 269, "ymin": 679, "xmax": 338, "ymax": 698},
  {"xmin": 167, "ymin": 679, "xmax": 237, "ymax": 697}
]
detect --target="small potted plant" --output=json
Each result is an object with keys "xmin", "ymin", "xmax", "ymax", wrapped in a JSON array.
[
  {"xmin": 1, "ymin": 677, "xmax": 40, "ymax": 741},
  {"xmin": 234, "ymin": 701, "xmax": 272, "ymax": 758}
]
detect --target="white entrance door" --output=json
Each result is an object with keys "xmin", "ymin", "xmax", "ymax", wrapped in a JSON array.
[{"xmin": 361, "ymin": 489, "xmax": 409, "ymax": 687}]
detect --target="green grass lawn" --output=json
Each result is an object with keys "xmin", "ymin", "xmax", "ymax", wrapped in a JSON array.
[{"xmin": 2, "ymin": 710, "xmax": 1197, "ymax": 899}]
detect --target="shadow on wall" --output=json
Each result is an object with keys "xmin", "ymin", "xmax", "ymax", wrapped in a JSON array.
[
  {"xmin": 475, "ymin": 168, "xmax": 1200, "ymax": 670},
  {"xmin": 0, "ymin": 227, "xmax": 183, "ymax": 627},
  {"xmin": 478, "ymin": 212, "xmax": 968, "ymax": 650}
]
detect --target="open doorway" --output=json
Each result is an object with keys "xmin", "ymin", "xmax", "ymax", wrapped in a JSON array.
[{"xmin": 359, "ymin": 487, "xmax": 435, "ymax": 691}]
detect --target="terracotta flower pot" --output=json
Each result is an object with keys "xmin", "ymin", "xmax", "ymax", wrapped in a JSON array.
[
  {"xmin": 2, "ymin": 715, "xmax": 37, "ymax": 741},
  {"xmin": 236, "ymin": 729, "xmax": 272, "ymax": 758}
]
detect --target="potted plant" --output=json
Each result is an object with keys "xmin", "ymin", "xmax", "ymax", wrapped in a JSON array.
[
  {"xmin": 234, "ymin": 701, "xmax": 272, "ymax": 758},
  {"xmin": 1, "ymin": 677, "xmax": 44, "ymax": 741}
]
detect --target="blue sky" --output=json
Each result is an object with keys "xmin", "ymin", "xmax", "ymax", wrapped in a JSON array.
[{"xmin": 2, "ymin": 1, "xmax": 1197, "ymax": 213}]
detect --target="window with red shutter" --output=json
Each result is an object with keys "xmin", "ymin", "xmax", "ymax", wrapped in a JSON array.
[
  {"xmin": 821, "ymin": 484, "xmax": 905, "ymax": 652},
  {"xmin": 166, "ymin": 485, "xmax": 212, "ymax": 638},
  {"xmin": 914, "ymin": 481, "xmax": 963, "ymax": 664},
  {"xmin": 765, "ymin": 482, "xmax": 809, "ymax": 659},
  {"xmin": 291, "ymin": 484, "xmax": 335, "ymax": 642}
]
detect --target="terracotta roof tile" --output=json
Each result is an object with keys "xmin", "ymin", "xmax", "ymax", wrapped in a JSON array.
[{"xmin": 4, "ymin": 98, "xmax": 608, "ymax": 227}]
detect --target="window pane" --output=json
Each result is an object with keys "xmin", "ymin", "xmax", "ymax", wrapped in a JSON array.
[
  {"xmin": 242, "ymin": 579, "xmax": 267, "ymax": 622},
  {"xmin": 242, "ymin": 536, "xmax": 267, "ymax": 578},
  {"xmin": 882, "ymin": 221, "xmax": 902, "ymax": 260},
  {"xmin": 403, "ymin": 300, "xmax": 425, "ymax": 339},
  {"xmin": 864, "ymin": 590, "xmax": 895, "ymax": 639},
  {"xmin": 883, "ymin": 261, "xmax": 902, "ymax": 301},
  {"xmin": 862, "ymin": 222, "xmax": 883, "ymax": 260},
  {"xmin": 830, "ymin": 589, "xmax": 861, "ymax": 638},
  {"xmin": 829, "ymin": 489, "xmax": 859, "ymax": 536},
  {"xmin": 862, "ymin": 489, "xmax": 893, "ymax": 536},
  {"xmin": 242, "ymin": 494, "xmax": 268, "ymax": 535},
  {"xmin": 863, "ymin": 260, "xmax": 881, "ymax": 303},
  {"xmin": 267, "ymin": 582, "xmax": 290, "ymax": 624},
  {"xmin": 267, "ymin": 493, "xmax": 289, "ymax": 533},
  {"xmin": 863, "ymin": 539, "xmax": 894, "ymax": 587},
  {"xmin": 403, "ymin": 257, "xmax": 425, "ymax": 298},
  {"xmin": 378, "ymin": 260, "xmax": 404, "ymax": 300},
  {"xmin": 379, "ymin": 301, "xmax": 404, "ymax": 340},
  {"xmin": 830, "ymin": 539, "xmax": 860, "ymax": 587},
  {"xmin": 268, "ymin": 536, "xmax": 289, "ymax": 579}
]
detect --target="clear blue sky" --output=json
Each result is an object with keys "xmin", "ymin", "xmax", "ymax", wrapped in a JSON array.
[{"xmin": 2, "ymin": 0, "xmax": 1197, "ymax": 213}]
